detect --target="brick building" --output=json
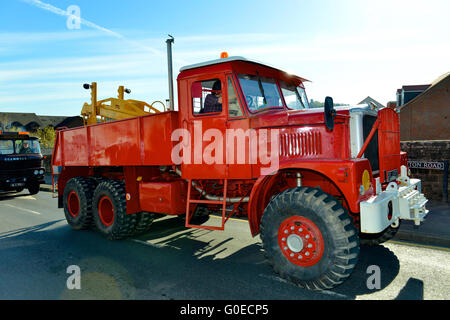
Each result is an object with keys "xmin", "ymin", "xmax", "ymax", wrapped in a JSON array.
[
  {"xmin": 399, "ymin": 72, "xmax": 450, "ymax": 141},
  {"xmin": 398, "ymin": 72, "xmax": 450, "ymax": 201}
]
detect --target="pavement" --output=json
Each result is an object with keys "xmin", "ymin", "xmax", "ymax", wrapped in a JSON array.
[
  {"xmin": 393, "ymin": 201, "xmax": 450, "ymax": 248},
  {"xmin": 39, "ymin": 179, "xmax": 450, "ymax": 248}
]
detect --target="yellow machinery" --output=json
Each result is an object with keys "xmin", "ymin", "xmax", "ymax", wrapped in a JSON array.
[{"xmin": 81, "ymin": 82, "xmax": 165, "ymax": 125}]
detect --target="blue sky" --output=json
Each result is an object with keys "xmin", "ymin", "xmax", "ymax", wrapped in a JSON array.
[{"xmin": 0, "ymin": 0, "xmax": 449, "ymax": 116}]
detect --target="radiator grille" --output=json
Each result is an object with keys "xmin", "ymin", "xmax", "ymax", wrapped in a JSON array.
[
  {"xmin": 280, "ymin": 131, "xmax": 322, "ymax": 157},
  {"xmin": 0, "ymin": 158, "xmax": 42, "ymax": 171}
]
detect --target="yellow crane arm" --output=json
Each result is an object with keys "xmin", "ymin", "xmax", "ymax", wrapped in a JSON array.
[{"xmin": 81, "ymin": 82, "xmax": 164, "ymax": 125}]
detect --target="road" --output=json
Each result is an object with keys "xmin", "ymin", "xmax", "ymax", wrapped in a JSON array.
[{"xmin": 0, "ymin": 190, "xmax": 449, "ymax": 300}]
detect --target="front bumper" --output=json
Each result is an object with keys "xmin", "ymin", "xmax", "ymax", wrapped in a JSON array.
[
  {"xmin": 0, "ymin": 168, "xmax": 45, "ymax": 191},
  {"xmin": 360, "ymin": 178, "xmax": 429, "ymax": 233}
]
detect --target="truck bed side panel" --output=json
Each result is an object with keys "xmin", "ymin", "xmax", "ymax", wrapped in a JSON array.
[
  {"xmin": 141, "ymin": 112, "xmax": 179, "ymax": 165},
  {"xmin": 53, "ymin": 111, "xmax": 179, "ymax": 167},
  {"xmin": 90, "ymin": 118, "xmax": 141, "ymax": 166},
  {"xmin": 62, "ymin": 127, "xmax": 89, "ymax": 166}
]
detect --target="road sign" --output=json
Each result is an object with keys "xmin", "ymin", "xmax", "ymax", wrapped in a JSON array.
[{"xmin": 408, "ymin": 161, "xmax": 445, "ymax": 170}]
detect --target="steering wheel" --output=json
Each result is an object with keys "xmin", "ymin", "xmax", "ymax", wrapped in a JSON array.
[{"xmin": 246, "ymin": 95, "xmax": 255, "ymax": 110}]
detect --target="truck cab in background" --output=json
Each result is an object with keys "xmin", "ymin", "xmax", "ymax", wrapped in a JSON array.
[{"xmin": 0, "ymin": 132, "xmax": 45, "ymax": 194}]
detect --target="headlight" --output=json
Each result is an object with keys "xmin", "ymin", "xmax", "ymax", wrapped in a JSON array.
[
  {"xmin": 39, "ymin": 169, "xmax": 44, "ymax": 174},
  {"xmin": 34, "ymin": 170, "xmax": 38, "ymax": 175}
]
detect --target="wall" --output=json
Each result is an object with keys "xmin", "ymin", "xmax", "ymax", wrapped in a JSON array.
[{"xmin": 401, "ymin": 141, "xmax": 449, "ymax": 201}]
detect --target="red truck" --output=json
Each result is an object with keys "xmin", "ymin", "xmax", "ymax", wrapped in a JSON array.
[{"xmin": 52, "ymin": 42, "xmax": 428, "ymax": 290}]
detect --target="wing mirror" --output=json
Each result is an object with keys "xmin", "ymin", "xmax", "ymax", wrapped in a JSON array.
[{"xmin": 324, "ymin": 96, "xmax": 337, "ymax": 130}]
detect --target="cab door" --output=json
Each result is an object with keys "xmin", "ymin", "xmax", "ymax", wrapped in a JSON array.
[
  {"xmin": 224, "ymin": 73, "xmax": 252, "ymax": 179},
  {"xmin": 181, "ymin": 74, "xmax": 228, "ymax": 179}
]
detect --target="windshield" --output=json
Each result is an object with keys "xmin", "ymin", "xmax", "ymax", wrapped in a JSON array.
[
  {"xmin": 15, "ymin": 139, "xmax": 41, "ymax": 154},
  {"xmin": 280, "ymin": 81, "xmax": 310, "ymax": 109},
  {"xmin": 0, "ymin": 140, "xmax": 14, "ymax": 155},
  {"xmin": 238, "ymin": 74, "xmax": 283, "ymax": 112}
]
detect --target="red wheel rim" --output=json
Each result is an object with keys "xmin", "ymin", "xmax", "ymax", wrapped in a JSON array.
[
  {"xmin": 278, "ymin": 216, "xmax": 324, "ymax": 267},
  {"xmin": 68, "ymin": 191, "xmax": 80, "ymax": 218},
  {"xmin": 98, "ymin": 196, "xmax": 114, "ymax": 227}
]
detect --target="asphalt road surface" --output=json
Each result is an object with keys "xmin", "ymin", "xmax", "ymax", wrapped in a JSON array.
[{"xmin": 0, "ymin": 190, "xmax": 449, "ymax": 300}]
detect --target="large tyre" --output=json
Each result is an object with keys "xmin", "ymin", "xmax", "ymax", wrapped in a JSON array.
[
  {"xmin": 63, "ymin": 177, "xmax": 95, "ymax": 230},
  {"xmin": 260, "ymin": 187, "xmax": 360, "ymax": 290},
  {"xmin": 133, "ymin": 212, "xmax": 155, "ymax": 235},
  {"xmin": 92, "ymin": 180, "xmax": 137, "ymax": 240},
  {"xmin": 360, "ymin": 222, "xmax": 401, "ymax": 246}
]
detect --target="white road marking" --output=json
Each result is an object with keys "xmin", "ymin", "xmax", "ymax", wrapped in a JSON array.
[
  {"xmin": 0, "ymin": 203, "xmax": 41, "ymax": 215},
  {"xmin": 21, "ymin": 195, "xmax": 37, "ymax": 200}
]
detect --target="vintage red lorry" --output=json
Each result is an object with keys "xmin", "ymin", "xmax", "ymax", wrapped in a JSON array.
[{"xmin": 52, "ymin": 42, "xmax": 428, "ymax": 290}]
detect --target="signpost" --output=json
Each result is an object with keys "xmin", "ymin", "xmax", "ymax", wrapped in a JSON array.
[{"xmin": 408, "ymin": 160, "xmax": 449, "ymax": 202}]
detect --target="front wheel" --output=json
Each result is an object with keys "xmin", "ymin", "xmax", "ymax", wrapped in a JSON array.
[
  {"xmin": 27, "ymin": 181, "xmax": 40, "ymax": 195},
  {"xmin": 260, "ymin": 187, "xmax": 360, "ymax": 290}
]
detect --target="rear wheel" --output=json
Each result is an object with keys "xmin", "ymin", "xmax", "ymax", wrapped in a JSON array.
[
  {"xmin": 260, "ymin": 187, "xmax": 360, "ymax": 290},
  {"xmin": 133, "ymin": 212, "xmax": 156, "ymax": 235},
  {"xmin": 92, "ymin": 180, "xmax": 137, "ymax": 240},
  {"xmin": 63, "ymin": 177, "xmax": 94, "ymax": 230}
]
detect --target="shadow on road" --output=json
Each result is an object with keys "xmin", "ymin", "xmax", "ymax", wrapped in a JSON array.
[
  {"xmin": 0, "ymin": 215, "xmax": 403, "ymax": 300},
  {"xmin": 0, "ymin": 220, "xmax": 64, "ymax": 240},
  {"xmin": 394, "ymin": 278, "xmax": 424, "ymax": 300},
  {"xmin": 0, "ymin": 191, "xmax": 33, "ymax": 201}
]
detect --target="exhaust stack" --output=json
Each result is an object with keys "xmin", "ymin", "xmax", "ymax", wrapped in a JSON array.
[{"xmin": 166, "ymin": 35, "xmax": 175, "ymax": 111}]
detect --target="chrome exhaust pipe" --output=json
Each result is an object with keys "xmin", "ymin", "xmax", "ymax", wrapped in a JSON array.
[{"xmin": 166, "ymin": 35, "xmax": 175, "ymax": 111}]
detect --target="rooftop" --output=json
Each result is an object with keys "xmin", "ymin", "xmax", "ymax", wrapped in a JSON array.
[{"xmin": 179, "ymin": 56, "xmax": 310, "ymax": 83}]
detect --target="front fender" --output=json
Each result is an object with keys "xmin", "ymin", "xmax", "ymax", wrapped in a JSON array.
[{"xmin": 248, "ymin": 158, "xmax": 373, "ymax": 236}]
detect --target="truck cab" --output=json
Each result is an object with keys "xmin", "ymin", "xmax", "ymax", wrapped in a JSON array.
[{"xmin": 0, "ymin": 132, "xmax": 44, "ymax": 194}]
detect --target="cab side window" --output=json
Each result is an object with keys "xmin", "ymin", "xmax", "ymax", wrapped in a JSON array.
[
  {"xmin": 227, "ymin": 77, "xmax": 244, "ymax": 118},
  {"xmin": 192, "ymin": 79, "xmax": 223, "ymax": 115}
]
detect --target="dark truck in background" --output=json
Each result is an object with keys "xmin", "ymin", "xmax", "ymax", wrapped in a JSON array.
[{"xmin": 0, "ymin": 132, "xmax": 45, "ymax": 194}]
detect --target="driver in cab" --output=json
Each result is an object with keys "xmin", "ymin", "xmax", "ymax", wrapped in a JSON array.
[
  {"xmin": 202, "ymin": 80, "xmax": 222, "ymax": 114},
  {"xmin": 19, "ymin": 142, "xmax": 33, "ymax": 154}
]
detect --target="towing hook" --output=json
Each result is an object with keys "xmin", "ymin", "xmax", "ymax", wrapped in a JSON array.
[{"xmin": 391, "ymin": 219, "xmax": 400, "ymax": 228}]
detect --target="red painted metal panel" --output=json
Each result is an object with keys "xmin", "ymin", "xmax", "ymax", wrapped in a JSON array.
[
  {"xmin": 62, "ymin": 127, "xmax": 89, "ymax": 166},
  {"xmin": 378, "ymin": 108, "xmax": 401, "ymax": 183},
  {"xmin": 141, "ymin": 112, "xmax": 179, "ymax": 165},
  {"xmin": 54, "ymin": 112, "xmax": 179, "ymax": 168},
  {"xmin": 90, "ymin": 118, "xmax": 141, "ymax": 166},
  {"xmin": 139, "ymin": 180, "xmax": 187, "ymax": 215}
]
